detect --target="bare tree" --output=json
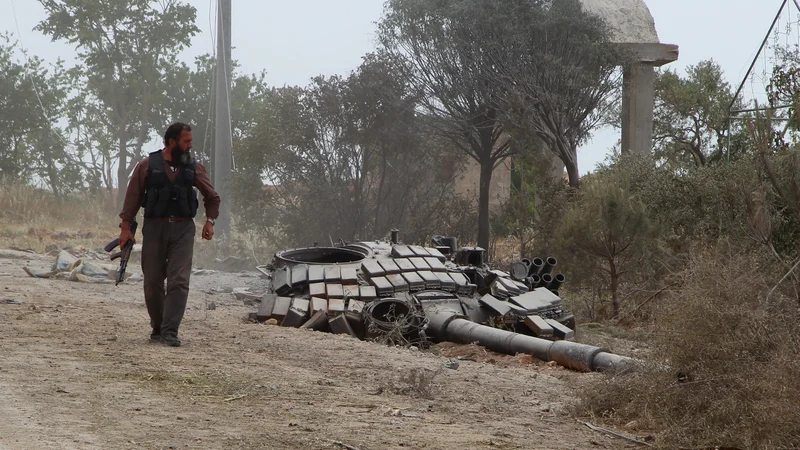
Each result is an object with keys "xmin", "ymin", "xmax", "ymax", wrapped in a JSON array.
[
  {"xmin": 378, "ymin": 0, "xmax": 517, "ymax": 249},
  {"xmin": 490, "ymin": 0, "xmax": 624, "ymax": 188}
]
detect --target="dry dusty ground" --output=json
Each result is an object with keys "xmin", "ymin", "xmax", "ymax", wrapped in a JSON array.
[{"xmin": 0, "ymin": 249, "xmax": 641, "ymax": 450}]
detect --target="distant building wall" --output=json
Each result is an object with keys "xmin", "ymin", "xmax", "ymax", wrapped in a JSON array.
[{"xmin": 452, "ymin": 158, "xmax": 512, "ymax": 214}]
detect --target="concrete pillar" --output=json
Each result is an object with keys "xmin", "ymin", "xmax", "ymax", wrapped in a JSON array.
[
  {"xmin": 618, "ymin": 43, "xmax": 679, "ymax": 155},
  {"xmin": 621, "ymin": 62, "xmax": 656, "ymax": 154}
]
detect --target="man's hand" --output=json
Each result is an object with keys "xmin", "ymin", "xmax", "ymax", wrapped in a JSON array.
[
  {"xmin": 120, "ymin": 223, "xmax": 135, "ymax": 248},
  {"xmin": 202, "ymin": 220, "xmax": 214, "ymax": 240}
]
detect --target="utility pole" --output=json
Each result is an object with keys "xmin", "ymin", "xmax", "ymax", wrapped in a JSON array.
[{"xmin": 213, "ymin": 0, "xmax": 232, "ymax": 238}]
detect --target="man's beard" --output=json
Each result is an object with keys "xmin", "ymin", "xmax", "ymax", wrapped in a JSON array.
[{"xmin": 172, "ymin": 145, "xmax": 192, "ymax": 166}]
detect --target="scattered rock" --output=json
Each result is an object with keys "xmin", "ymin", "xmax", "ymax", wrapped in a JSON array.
[
  {"xmin": 444, "ymin": 359, "xmax": 460, "ymax": 370},
  {"xmin": 191, "ymin": 269, "xmax": 219, "ymax": 276},
  {"xmin": 22, "ymin": 250, "xmax": 139, "ymax": 283}
]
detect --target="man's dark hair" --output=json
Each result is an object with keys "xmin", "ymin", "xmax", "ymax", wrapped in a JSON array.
[{"xmin": 164, "ymin": 122, "xmax": 192, "ymax": 146}]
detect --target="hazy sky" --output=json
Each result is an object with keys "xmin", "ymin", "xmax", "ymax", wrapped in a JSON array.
[{"xmin": 1, "ymin": 0, "xmax": 791, "ymax": 174}]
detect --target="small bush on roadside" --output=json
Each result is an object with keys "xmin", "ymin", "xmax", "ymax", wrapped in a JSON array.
[{"xmin": 577, "ymin": 247, "xmax": 800, "ymax": 449}]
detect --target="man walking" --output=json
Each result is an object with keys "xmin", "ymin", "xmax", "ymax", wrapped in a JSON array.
[{"xmin": 118, "ymin": 122, "xmax": 221, "ymax": 347}]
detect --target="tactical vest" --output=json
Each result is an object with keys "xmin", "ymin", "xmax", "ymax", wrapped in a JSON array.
[{"xmin": 141, "ymin": 150, "xmax": 199, "ymax": 219}]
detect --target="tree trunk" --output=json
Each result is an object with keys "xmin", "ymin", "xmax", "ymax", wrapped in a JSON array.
[
  {"xmin": 565, "ymin": 159, "xmax": 580, "ymax": 189},
  {"xmin": 374, "ymin": 151, "xmax": 388, "ymax": 235},
  {"xmin": 610, "ymin": 258, "xmax": 620, "ymax": 319},
  {"xmin": 478, "ymin": 159, "xmax": 493, "ymax": 250},
  {"xmin": 552, "ymin": 137, "xmax": 580, "ymax": 188},
  {"xmin": 46, "ymin": 161, "xmax": 61, "ymax": 198}
]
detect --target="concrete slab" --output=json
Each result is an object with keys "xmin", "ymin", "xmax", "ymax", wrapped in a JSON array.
[
  {"xmin": 386, "ymin": 274, "xmax": 409, "ymax": 292},
  {"xmin": 257, "ymin": 293, "xmax": 277, "ymax": 321},
  {"xmin": 513, "ymin": 280, "xmax": 529, "ymax": 293},
  {"xmin": 300, "ymin": 310, "xmax": 330, "ymax": 331},
  {"xmin": 273, "ymin": 267, "xmax": 292, "ymax": 296},
  {"xmin": 509, "ymin": 292, "xmax": 550, "ymax": 313},
  {"xmin": 342, "ymin": 284, "xmax": 358, "ymax": 299},
  {"xmin": 450, "ymin": 272, "xmax": 473, "ymax": 295},
  {"xmin": 479, "ymin": 294, "xmax": 512, "ymax": 316},
  {"xmin": 341, "ymin": 267, "xmax": 358, "ymax": 285},
  {"xmin": 369, "ymin": 277, "xmax": 394, "ymax": 296},
  {"xmin": 359, "ymin": 285, "xmax": 377, "ymax": 301},
  {"xmin": 281, "ymin": 298, "xmax": 310, "ymax": 327},
  {"xmin": 281, "ymin": 307, "xmax": 307, "ymax": 328},
  {"xmin": 291, "ymin": 297, "xmax": 310, "ymax": 314},
  {"xmin": 619, "ymin": 42, "xmax": 679, "ymax": 65},
  {"xmin": 291, "ymin": 264, "xmax": 308, "ymax": 288},
  {"xmin": 401, "ymin": 271, "xmax": 425, "ymax": 291},
  {"xmin": 418, "ymin": 271, "xmax": 441, "ymax": 290},
  {"xmin": 329, "ymin": 313, "xmax": 357, "ymax": 337},
  {"xmin": 394, "ymin": 258, "xmax": 415, "ymax": 272},
  {"xmin": 424, "ymin": 247, "xmax": 447, "ymax": 262},
  {"xmin": 272, "ymin": 296, "xmax": 292, "ymax": 320},
  {"xmin": 524, "ymin": 315, "xmax": 554, "ymax": 339},
  {"xmin": 491, "ymin": 280, "xmax": 510, "ymax": 299},
  {"xmin": 324, "ymin": 266, "xmax": 342, "ymax": 282},
  {"xmin": 326, "ymin": 284, "xmax": 344, "ymax": 299},
  {"xmin": 408, "ymin": 257, "xmax": 430, "ymax": 271},
  {"xmin": 490, "ymin": 269, "xmax": 511, "ymax": 278},
  {"xmin": 528, "ymin": 288, "xmax": 563, "ymax": 307},
  {"xmin": 345, "ymin": 300, "xmax": 367, "ymax": 336},
  {"xmin": 328, "ymin": 298, "xmax": 346, "ymax": 314},
  {"xmin": 347, "ymin": 299, "xmax": 366, "ymax": 314},
  {"xmin": 408, "ymin": 245, "xmax": 431, "ymax": 257},
  {"xmin": 436, "ymin": 272, "xmax": 457, "ymax": 291},
  {"xmin": 545, "ymin": 318, "xmax": 576, "ymax": 341},
  {"xmin": 498, "ymin": 278, "xmax": 522, "ymax": 296},
  {"xmin": 361, "ymin": 260, "xmax": 385, "ymax": 278},
  {"xmin": 308, "ymin": 265, "xmax": 325, "ymax": 283},
  {"xmin": 391, "ymin": 245, "xmax": 415, "ymax": 258},
  {"xmin": 311, "ymin": 296, "xmax": 328, "ymax": 312},
  {"xmin": 309, "ymin": 282, "xmax": 326, "ymax": 298},
  {"xmin": 424, "ymin": 257, "xmax": 447, "ymax": 272},
  {"xmin": 378, "ymin": 259, "xmax": 401, "ymax": 275}
]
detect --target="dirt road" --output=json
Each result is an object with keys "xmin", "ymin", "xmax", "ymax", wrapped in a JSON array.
[{"xmin": 0, "ymin": 251, "xmax": 635, "ymax": 449}]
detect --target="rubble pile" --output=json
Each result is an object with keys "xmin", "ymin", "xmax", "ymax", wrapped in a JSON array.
[
  {"xmin": 23, "ymin": 250, "xmax": 141, "ymax": 283},
  {"xmin": 250, "ymin": 237, "xmax": 574, "ymax": 343}
]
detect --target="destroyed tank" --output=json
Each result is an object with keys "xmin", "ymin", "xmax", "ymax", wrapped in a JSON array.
[{"xmin": 253, "ymin": 232, "xmax": 633, "ymax": 372}]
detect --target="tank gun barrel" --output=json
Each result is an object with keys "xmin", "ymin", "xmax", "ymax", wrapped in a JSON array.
[{"xmin": 424, "ymin": 306, "xmax": 636, "ymax": 372}]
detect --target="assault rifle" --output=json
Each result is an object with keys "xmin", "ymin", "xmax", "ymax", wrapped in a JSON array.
[{"xmin": 105, "ymin": 219, "xmax": 138, "ymax": 286}]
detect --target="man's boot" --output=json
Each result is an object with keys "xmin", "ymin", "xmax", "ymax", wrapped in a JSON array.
[{"xmin": 160, "ymin": 333, "xmax": 181, "ymax": 347}]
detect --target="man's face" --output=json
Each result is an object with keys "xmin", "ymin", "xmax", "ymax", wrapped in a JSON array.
[
  {"xmin": 175, "ymin": 130, "xmax": 193, "ymax": 153},
  {"xmin": 170, "ymin": 129, "xmax": 193, "ymax": 165}
]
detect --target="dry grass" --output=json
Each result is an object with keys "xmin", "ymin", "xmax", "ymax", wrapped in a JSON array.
[
  {"xmin": 0, "ymin": 181, "xmax": 118, "ymax": 252},
  {"xmin": 380, "ymin": 367, "xmax": 442, "ymax": 399},
  {"xmin": 577, "ymin": 247, "xmax": 800, "ymax": 449},
  {"xmin": 0, "ymin": 182, "xmax": 279, "ymax": 267}
]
